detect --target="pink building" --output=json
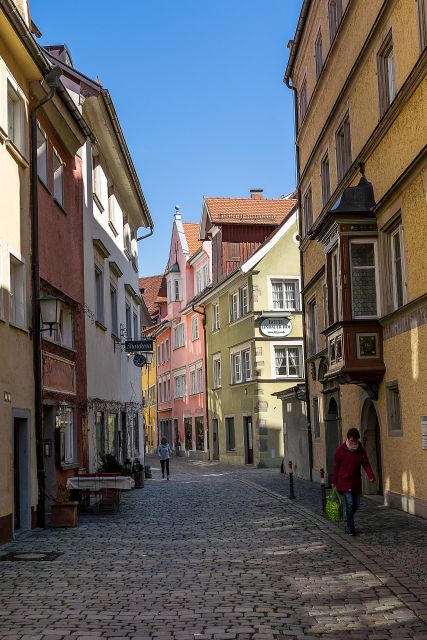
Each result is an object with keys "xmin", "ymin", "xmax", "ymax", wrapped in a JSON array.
[{"xmin": 154, "ymin": 207, "xmax": 211, "ymax": 458}]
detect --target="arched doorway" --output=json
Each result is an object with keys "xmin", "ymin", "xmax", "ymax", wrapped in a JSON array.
[
  {"xmin": 325, "ymin": 396, "xmax": 340, "ymax": 485},
  {"xmin": 361, "ymin": 399, "xmax": 383, "ymax": 495}
]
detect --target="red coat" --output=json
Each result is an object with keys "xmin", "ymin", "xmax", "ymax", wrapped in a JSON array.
[{"xmin": 332, "ymin": 442, "xmax": 375, "ymax": 494}]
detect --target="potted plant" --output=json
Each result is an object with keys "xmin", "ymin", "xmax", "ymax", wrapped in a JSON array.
[{"xmin": 50, "ymin": 483, "xmax": 79, "ymax": 528}]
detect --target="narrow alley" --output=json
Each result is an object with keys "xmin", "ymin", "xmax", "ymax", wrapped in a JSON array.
[{"xmin": 1, "ymin": 458, "xmax": 427, "ymax": 640}]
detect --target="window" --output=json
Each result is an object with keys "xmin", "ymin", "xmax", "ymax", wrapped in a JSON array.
[
  {"xmin": 158, "ymin": 380, "xmax": 163, "ymax": 403},
  {"xmin": 202, "ymin": 263, "xmax": 210, "ymax": 288},
  {"xmin": 37, "ymin": 124, "xmax": 47, "ymax": 184},
  {"xmin": 192, "ymin": 315, "xmax": 199, "ymax": 340},
  {"xmin": 307, "ymin": 298, "xmax": 318, "ymax": 356},
  {"xmin": 93, "ymin": 158, "xmax": 107, "ymax": 210},
  {"xmin": 161, "ymin": 342, "xmax": 165, "ymax": 363},
  {"xmin": 108, "ymin": 189, "xmax": 119, "ymax": 236},
  {"xmin": 299, "ymin": 76, "xmax": 308, "ymax": 122},
  {"xmin": 123, "ymin": 223, "xmax": 132, "ymax": 257},
  {"xmin": 56, "ymin": 405, "xmax": 75, "ymax": 465},
  {"xmin": 157, "ymin": 344, "xmax": 161, "ymax": 364},
  {"xmin": 184, "ymin": 417, "xmax": 193, "ymax": 451},
  {"xmin": 418, "ymin": 0, "xmax": 427, "ymax": 50},
  {"xmin": 107, "ymin": 413, "xmax": 118, "ymax": 456},
  {"xmin": 303, "ymin": 185, "xmax": 313, "ymax": 236},
  {"xmin": 54, "ymin": 303, "xmax": 73, "ymax": 348},
  {"xmin": 312, "ymin": 397, "xmax": 320, "ymax": 440},
  {"xmin": 315, "ymin": 30, "xmax": 323, "ymax": 79},
  {"xmin": 228, "ymin": 243, "xmax": 240, "ymax": 260},
  {"xmin": 274, "ymin": 345, "xmax": 303, "ymax": 378},
  {"xmin": 213, "ymin": 355, "xmax": 221, "ymax": 388},
  {"xmin": 173, "ymin": 323, "xmax": 185, "ymax": 348},
  {"xmin": 271, "ymin": 279, "xmax": 300, "ymax": 311},
  {"xmin": 110, "ymin": 285, "xmax": 118, "ymax": 336},
  {"xmin": 321, "ymin": 152, "xmax": 331, "ymax": 205},
  {"xmin": 53, "ymin": 150, "xmax": 64, "ymax": 206},
  {"xmin": 125, "ymin": 301, "xmax": 132, "ymax": 337},
  {"xmin": 231, "ymin": 346, "xmax": 252, "ymax": 384},
  {"xmin": 95, "ymin": 266, "xmax": 104, "ymax": 324},
  {"xmin": 225, "ymin": 417, "xmax": 236, "ymax": 451},
  {"xmin": 391, "ymin": 224, "xmax": 406, "ymax": 310},
  {"xmin": 212, "ymin": 302, "xmax": 220, "ymax": 331},
  {"xmin": 9, "ymin": 254, "xmax": 25, "ymax": 328},
  {"xmin": 133, "ymin": 310, "xmax": 139, "ymax": 340},
  {"xmin": 196, "ymin": 269, "xmax": 203, "ymax": 294},
  {"xmin": 377, "ymin": 31, "xmax": 395, "ymax": 116},
  {"xmin": 95, "ymin": 411, "xmax": 105, "ymax": 459},
  {"xmin": 322, "ymin": 282, "xmax": 329, "ymax": 330},
  {"xmin": 196, "ymin": 363, "xmax": 203, "ymax": 393},
  {"xmin": 336, "ymin": 112, "xmax": 352, "ymax": 182},
  {"xmin": 7, "ymin": 80, "xmax": 24, "ymax": 153},
  {"xmin": 386, "ymin": 381, "xmax": 402, "ymax": 435},
  {"xmin": 328, "ymin": 0, "xmax": 343, "ymax": 43},
  {"xmin": 167, "ymin": 376, "xmax": 171, "ymax": 401},
  {"xmin": 330, "ymin": 249, "xmax": 340, "ymax": 323},
  {"xmin": 174, "ymin": 371, "xmax": 186, "ymax": 398},
  {"xmin": 350, "ymin": 241, "xmax": 378, "ymax": 318},
  {"xmin": 229, "ymin": 285, "xmax": 250, "ymax": 322},
  {"xmin": 165, "ymin": 339, "xmax": 170, "ymax": 361}
]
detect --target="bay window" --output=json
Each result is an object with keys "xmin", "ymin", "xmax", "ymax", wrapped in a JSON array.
[{"xmin": 350, "ymin": 241, "xmax": 378, "ymax": 318}]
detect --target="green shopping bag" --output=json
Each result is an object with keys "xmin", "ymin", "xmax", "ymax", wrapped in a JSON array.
[{"xmin": 325, "ymin": 487, "xmax": 343, "ymax": 522}]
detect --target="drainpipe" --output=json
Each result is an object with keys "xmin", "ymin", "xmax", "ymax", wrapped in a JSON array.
[
  {"xmin": 31, "ymin": 67, "xmax": 62, "ymax": 528},
  {"xmin": 136, "ymin": 227, "xmax": 154, "ymax": 242},
  {"xmin": 286, "ymin": 77, "xmax": 313, "ymax": 482},
  {"xmin": 192, "ymin": 304, "xmax": 209, "ymax": 459}
]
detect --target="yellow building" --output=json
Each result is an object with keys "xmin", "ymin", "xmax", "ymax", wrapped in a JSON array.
[
  {"xmin": 198, "ymin": 198, "xmax": 301, "ymax": 468},
  {"xmin": 141, "ymin": 343, "xmax": 157, "ymax": 453},
  {"xmin": 0, "ymin": 0, "xmax": 37, "ymax": 543},
  {"xmin": 285, "ymin": 0, "xmax": 427, "ymax": 515}
]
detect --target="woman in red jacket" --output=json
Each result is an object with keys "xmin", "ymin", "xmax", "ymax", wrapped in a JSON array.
[{"xmin": 332, "ymin": 427, "xmax": 375, "ymax": 536}]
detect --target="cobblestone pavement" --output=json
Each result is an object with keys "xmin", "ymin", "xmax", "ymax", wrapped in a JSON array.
[{"xmin": 1, "ymin": 456, "xmax": 427, "ymax": 640}]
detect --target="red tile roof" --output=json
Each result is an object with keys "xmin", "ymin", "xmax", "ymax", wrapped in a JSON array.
[
  {"xmin": 182, "ymin": 223, "xmax": 202, "ymax": 256},
  {"xmin": 205, "ymin": 197, "xmax": 296, "ymax": 226},
  {"xmin": 139, "ymin": 275, "xmax": 164, "ymax": 317}
]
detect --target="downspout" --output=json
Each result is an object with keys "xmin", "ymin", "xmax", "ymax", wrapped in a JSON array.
[
  {"xmin": 30, "ymin": 67, "xmax": 62, "ymax": 528},
  {"xmin": 286, "ymin": 76, "xmax": 314, "ymax": 482},
  {"xmin": 137, "ymin": 227, "xmax": 154, "ymax": 242},
  {"xmin": 192, "ymin": 304, "xmax": 209, "ymax": 459}
]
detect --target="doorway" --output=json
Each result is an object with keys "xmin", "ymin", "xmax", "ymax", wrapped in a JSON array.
[
  {"xmin": 325, "ymin": 396, "xmax": 340, "ymax": 485},
  {"xmin": 361, "ymin": 399, "xmax": 383, "ymax": 495},
  {"xmin": 13, "ymin": 415, "xmax": 31, "ymax": 533},
  {"xmin": 243, "ymin": 416, "xmax": 253, "ymax": 465},
  {"xmin": 212, "ymin": 418, "xmax": 219, "ymax": 460}
]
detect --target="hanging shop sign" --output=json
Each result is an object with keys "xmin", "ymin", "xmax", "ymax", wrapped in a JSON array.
[
  {"xmin": 125, "ymin": 338, "xmax": 153, "ymax": 353},
  {"xmin": 259, "ymin": 317, "xmax": 292, "ymax": 338},
  {"xmin": 133, "ymin": 353, "xmax": 147, "ymax": 367}
]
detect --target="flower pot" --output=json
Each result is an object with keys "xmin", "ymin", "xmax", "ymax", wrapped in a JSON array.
[{"xmin": 50, "ymin": 501, "xmax": 79, "ymax": 528}]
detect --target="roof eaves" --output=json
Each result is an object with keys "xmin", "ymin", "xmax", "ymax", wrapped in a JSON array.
[{"xmin": 283, "ymin": 0, "xmax": 313, "ymax": 87}]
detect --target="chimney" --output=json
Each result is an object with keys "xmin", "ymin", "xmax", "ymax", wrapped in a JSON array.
[{"xmin": 250, "ymin": 189, "xmax": 264, "ymax": 200}]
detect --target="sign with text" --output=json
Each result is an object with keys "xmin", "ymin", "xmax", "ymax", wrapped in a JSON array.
[
  {"xmin": 259, "ymin": 317, "xmax": 292, "ymax": 338},
  {"xmin": 125, "ymin": 339, "xmax": 153, "ymax": 353}
]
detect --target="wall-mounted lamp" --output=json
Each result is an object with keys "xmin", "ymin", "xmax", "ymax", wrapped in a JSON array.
[{"xmin": 39, "ymin": 296, "xmax": 62, "ymax": 336}]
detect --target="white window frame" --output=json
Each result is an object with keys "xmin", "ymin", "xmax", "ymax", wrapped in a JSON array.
[
  {"xmin": 230, "ymin": 343, "xmax": 252, "ymax": 384},
  {"xmin": 173, "ymin": 323, "xmax": 185, "ymax": 349},
  {"xmin": 191, "ymin": 315, "xmax": 199, "ymax": 341},
  {"xmin": 189, "ymin": 366, "xmax": 196, "ymax": 395},
  {"xmin": 377, "ymin": 30, "xmax": 396, "ymax": 117},
  {"xmin": 6, "ymin": 74, "xmax": 25, "ymax": 154},
  {"xmin": 241, "ymin": 285, "xmax": 249, "ymax": 316},
  {"xmin": 268, "ymin": 276, "xmax": 301, "ymax": 312},
  {"xmin": 213, "ymin": 354, "xmax": 221, "ymax": 389},
  {"xmin": 390, "ymin": 224, "xmax": 406, "ymax": 310},
  {"xmin": 36, "ymin": 122, "xmax": 48, "ymax": 185},
  {"xmin": 9, "ymin": 251, "xmax": 26, "ymax": 329},
  {"xmin": 229, "ymin": 291, "xmax": 239, "ymax": 322},
  {"xmin": 349, "ymin": 239, "xmax": 380, "ymax": 319},
  {"xmin": 196, "ymin": 362, "xmax": 203, "ymax": 393},
  {"xmin": 271, "ymin": 342, "xmax": 304, "ymax": 379},
  {"xmin": 56, "ymin": 405, "xmax": 76, "ymax": 465},
  {"xmin": 212, "ymin": 301, "xmax": 220, "ymax": 331},
  {"xmin": 53, "ymin": 148, "xmax": 64, "ymax": 206},
  {"xmin": 173, "ymin": 368, "xmax": 187, "ymax": 399}
]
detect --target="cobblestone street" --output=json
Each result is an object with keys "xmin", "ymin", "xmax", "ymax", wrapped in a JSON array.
[{"xmin": 1, "ymin": 456, "xmax": 427, "ymax": 640}]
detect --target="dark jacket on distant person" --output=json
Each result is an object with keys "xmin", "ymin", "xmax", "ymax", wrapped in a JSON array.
[{"xmin": 332, "ymin": 442, "xmax": 375, "ymax": 494}]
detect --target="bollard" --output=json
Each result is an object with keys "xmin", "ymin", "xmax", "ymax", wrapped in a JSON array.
[
  {"xmin": 288, "ymin": 460, "xmax": 295, "ymax": 499},
  {"xmin": 320, "ymin": 467, "xmax": 327, "ymax": 514}
]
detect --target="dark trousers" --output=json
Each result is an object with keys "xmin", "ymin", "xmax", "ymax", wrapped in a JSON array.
[
  {"xmin": 160, "ymin": 459, "xmax": 170, "ymax": 477},
  {"xmin": 342, "ymin": 492, "xmax": 360, "ymax": 532}
]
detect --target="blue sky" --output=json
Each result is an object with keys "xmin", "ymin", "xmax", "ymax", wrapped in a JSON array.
[{"xmin": 31, "ymin": 0, "xmax": 301, "ymax": 276}]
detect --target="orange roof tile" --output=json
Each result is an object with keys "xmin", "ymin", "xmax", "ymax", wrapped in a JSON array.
[
  {"xmin": 182, "ymin": 223, "xmax": 202, "ymax": 256},
  {"xmin": 205, "ymin": 197, "xmax": 296, "ymax": 226},
  {"xmin": 139, "ymin": 275, "xmax": 164, "ymax": 317}
]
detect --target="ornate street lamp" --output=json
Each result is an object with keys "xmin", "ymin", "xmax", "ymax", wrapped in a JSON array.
[{"xmin": 39, "ymin": 295, "xmax": 62, "ymax": 337}]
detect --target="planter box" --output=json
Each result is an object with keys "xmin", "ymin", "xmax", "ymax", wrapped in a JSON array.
[{"xmin": 50, "ymin": 501, "xmax": 79, "ymax": 528}]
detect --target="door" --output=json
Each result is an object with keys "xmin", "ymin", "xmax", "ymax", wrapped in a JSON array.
[
  {"xmin": 325, "ymin": 397, "xmax": 340, "ymax": 485},
  {"xmin": 361, "ymin": 399, "xmax": 383, "ymax": 495},
  {"xmin": 212, "ymin": 418, "xmax": 219, "ymax": 460},
  {"xmin": 13, "ymin": 421, "xmax": 20, "ymax": 530},
  {"xmin": 243, "ymin": 416, "xmax": 253, "ymax": 465}
]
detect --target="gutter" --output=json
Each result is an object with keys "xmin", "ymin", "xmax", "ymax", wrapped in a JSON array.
[
  {"xmin": 284, "ymin": 0, "xmax": 313, "ymax": 88},
  {"xmin": 192, "ymin": 304, "xmax": 210, "ymax": 460},
  {"xmin": 30, "ymin": 67, "xmax": 63, "ymax": 529}
]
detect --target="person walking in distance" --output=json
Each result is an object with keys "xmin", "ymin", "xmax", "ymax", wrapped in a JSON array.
[
  {"xmin": 332, "ymin": 427, "xmax": 375, "ymax": 536},
  {"xmin": 158, "ymin": 437, "xmax": 172, "ymax": 480}
]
